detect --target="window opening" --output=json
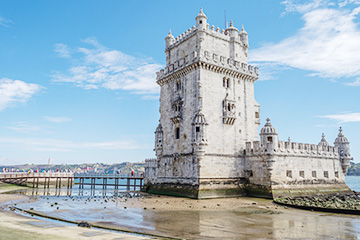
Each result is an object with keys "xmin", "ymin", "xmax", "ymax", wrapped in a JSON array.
[
  {"xmin": 176, "ymin": 81, "xmax": 181, "ymax": 91},
  {"xmin": 286, "ymin": 170, "xmax": 292, "ymax": 178},
  {"xmin": 312, "ymin": 171, "xmax": 317, "ymax": 178},
  {"xmin": 196, "ymin": 127, "xmax": 200, "ymax": 132},
  {"xmin": 175, "ymin": 127, "xmax": 180, "ymax": 139}
]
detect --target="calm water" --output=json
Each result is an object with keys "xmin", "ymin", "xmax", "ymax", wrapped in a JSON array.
[
  {"xmin": 7, "ymin": 176, "xmax": 360, "ymax": 239},
  {"xmin": 346, "ymin": 176, "xmax": 360, "ymax": 192}
]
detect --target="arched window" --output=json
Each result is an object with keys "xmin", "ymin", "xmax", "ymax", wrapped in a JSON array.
[{"xmin": 227, "ymin": 78, "xmax": 230, "ymax": 88}]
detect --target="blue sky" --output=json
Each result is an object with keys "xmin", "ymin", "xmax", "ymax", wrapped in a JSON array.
[{"xmin": 0, "ymin": 0, "xmax": 359, "ymax": 165}]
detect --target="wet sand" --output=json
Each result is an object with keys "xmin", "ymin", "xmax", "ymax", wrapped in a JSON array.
[
  {"xmin": 11, "ymin": 189, "xmax": 360, "ymax": 239},
  {"xmin": 0, "ymin": 184, "xmax": 155, "ymax": 240}
]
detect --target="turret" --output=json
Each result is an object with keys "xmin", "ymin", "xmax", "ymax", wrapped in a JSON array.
[
  {"xmin": 334, "ymin": 127, "xmax": 350, "ymax": 156},
  {"xmin": 318, "ymin": 133, "xmax": 330, "ymax": 149},
  {"xmin": 195, "ymin": 8, "xmax": 207, "ymax": 31},
  {"xmin": 165, "ymin": 29, "xmax": 175, "ymax": 49},
  {"xmin": 192, "ymin": 110, "xmax": 208, "ymax": 156},
  {"xmin": 260, "ymin": 118, "xmax": 279, "ymax": 151},
  {"xmin": 334, "ymin": 127, "xmax": 352, "ymax": 174},
  {"xmin": 226, "ymin": 20, "xmax": 239, "ymax": 38},
  {"xmin": 154, "ymin": 123, "xmax": 163, "ymax": 157},
  {"xmin": 239, "ymin": 25, "xmax": 249, "ymax": 47}
]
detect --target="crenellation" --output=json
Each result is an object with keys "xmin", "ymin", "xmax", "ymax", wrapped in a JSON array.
[{"xmin": 145, "ymin": 9, "xmax": 353, "ymax": 199}]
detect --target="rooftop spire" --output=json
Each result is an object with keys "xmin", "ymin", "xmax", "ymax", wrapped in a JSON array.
[
  {"xmin": 318, "ymin": 133, "xmax": 329, "ymax": 147},
  {"xmin": 240, "ymin": 24, "xmax": 248, "ymax": 34},
  {"xmin": 196, "ymin": 7, "xmax": 207, "ymax": 19}
]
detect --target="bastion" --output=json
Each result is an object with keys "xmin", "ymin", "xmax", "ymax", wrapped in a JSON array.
[{"xmin": 144, "ymin": 9, "xmax": 353, "ymax": 199}]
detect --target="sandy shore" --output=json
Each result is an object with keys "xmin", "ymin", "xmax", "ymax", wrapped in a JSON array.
[
  {"xmin": 1, "ymin": 185, "xmax": 360, "ymax": 239},
  {"xmin": 0, "ymin": 184, "xmax": 155, "ymax": 240}
]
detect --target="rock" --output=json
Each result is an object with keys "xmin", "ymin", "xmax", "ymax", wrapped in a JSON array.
[{"xmin": 77, "ymin": 221, "xmax": 91, "ymax": 228}]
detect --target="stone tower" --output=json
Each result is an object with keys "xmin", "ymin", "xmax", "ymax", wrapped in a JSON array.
[{"xmin": 145, "ymin": 9, "xmax": 260, "ymax": 198}]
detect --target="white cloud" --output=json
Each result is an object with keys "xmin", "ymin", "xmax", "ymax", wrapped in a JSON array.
[
  {"xmin": 281, "ymin": 0, "xmax": 331, "ymax": 14},
  {"xmin": 8, "ymin": 122, "xmax": 43, "ymax": 134},
  {"xmin": 339, "ymin": 0, "xmax": 360, "ymax": 7},
  {"xmin": 320, "ymin": 112, "xmax": 360, "ymax": 122},
  {"xmin": 0, "ymin": 137, "xmax": 150, "ymax": 152},
  {"xmin": 250, "ymin": 1, "xmax": 360, "ymax": 85},
  {"xmin": 54, "ymin": 43, "xmax": 71, "ymax": 58},
  {"xmin": 52, "ymin": 37, "xmax": 162, "ymax": 97},
  {"xmin": 346, "ymin": 77, "xmax": 360, "ymax": 86},
  {"xmin": 0, "ymin": 16, "xmax": 13, "ymax": 27},
  {"xmin": 0, "ymin": 78, "xmax": 43, "ymax": 111},
  {"xmin": 43, "ymin": 116, "xmax": 71, "ymax": 123}
]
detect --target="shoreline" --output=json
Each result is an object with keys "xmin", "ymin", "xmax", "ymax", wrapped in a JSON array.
[
  {"xmin": 0, "ymin": 183, "xmax": 155, "ymax": 240},
  {"xmin": 2, "ymin": 183, "xmax": 360, "ymax": 239}
]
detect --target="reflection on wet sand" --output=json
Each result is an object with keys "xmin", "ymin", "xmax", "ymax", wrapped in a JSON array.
[{"xmin": 11, "ymin": 189, "xmax": 360, "ymax": 239}]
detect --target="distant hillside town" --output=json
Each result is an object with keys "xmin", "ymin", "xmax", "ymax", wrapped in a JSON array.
[
  {"xmin": 1, "ymin": 161, "xmax": 359, "ymax": 176},
  {"xmin": 0, "ymin": 162, "xmax": 145, "ymax": 175}
]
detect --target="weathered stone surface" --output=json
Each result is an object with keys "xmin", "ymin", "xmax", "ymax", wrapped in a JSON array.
[{"xmin": 144, "ymin": 9, "xmax": 354, "ymax": 199}]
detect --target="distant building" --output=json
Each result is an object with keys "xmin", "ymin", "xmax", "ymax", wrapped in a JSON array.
[{"xmin": 144, "ymin": 9, "xmax": 353, "ymax": 199}]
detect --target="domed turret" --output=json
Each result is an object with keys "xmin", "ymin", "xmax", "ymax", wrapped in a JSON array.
[
  {"xmin": 334, "ymin": 127, "xmax": 350, "ymax": 157},
  {"xmin": 192, "ymin": 110, "xmax": 208, "ymax": 156},
  {"xmin": 196, "ymin": 8, "xmax": 207, "ymax": 31},
  {"xmin": 192, "ymin": 110, "xmax": 208, "ymax": 144},
  {"xmin": 165, "ymin": 29, "xmax": 175, "ymax": 49},
  {"xmin": 318, "ymin": 133, "xmax": 330, "ymax": 147},
  {"xmin": 260, "ymin": 118, "xmax": 279, "ymax": 149},
  {"xmin": 239, "ymin": 25, "xmax": 249, "ymax": 47},
  {"xmin": 226, "ymin": 20, "xmax": 239, "ymax": 38},
  {"xmin": 334, "ymin": 127, "xmax": 352, "ymax": 174}
]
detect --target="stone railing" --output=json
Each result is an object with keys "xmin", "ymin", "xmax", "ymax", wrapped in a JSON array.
[{"xmin": 245, "ymin": 141, "xmax": 339, "ymax": 157}]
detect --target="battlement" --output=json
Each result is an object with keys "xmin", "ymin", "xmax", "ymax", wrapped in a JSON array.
[
  {"xmin": 167, "ymin": 24, "xmax": 243, "ymax": 50},
  {"xmin": 245, "ymin": 141, "xmax": 338, "ymax": 158},
  {"xmin": 145, "ymin": 158, "xmax": 157, "ymax": 168},
  {"xmin": 156, "ymin": 50, "xmax": 258, "ymax": 82}
]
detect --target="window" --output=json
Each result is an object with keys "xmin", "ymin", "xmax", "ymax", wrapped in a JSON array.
[
  {"xmin": 299, "ymin": 171, "xmax": 305, "ymax": 178},
  {"xmin": 267, "ymin": 136, "xmax": 273, "ymax": 143},
  {"xmin": 324, "ymin": 171, "xmax": 329, "ymax": 178},
  {"xmin": 223, "ymin": 77, "xmax": 230, "ymax": 88},
  {"xmin": 176, "ymin": 81, "xmax": 181, "ymax": 91},
  {"xmin": 175, "ymin": 127, "xmax": 180, "ymax": 139},
  {"xmin": 255, "ymin": 112, "xmax": 259, "ymax": 118},
  {"xmin": 196, "ymin": 127, "xmax": 200, "ymax": 132},
  {"xmin": 312, "ymin": 171, "xmax": 317, "ymax": 178},
  {"xmin": 286, "ymin": 170, "xmax": 292, "ymax": 178},
  {"xmin": 335, "ymin": 171, "xmax": 339, "ymax": 178},
  {"xmin": 199, "ymin": 20, "xmax": 202, "ymax": 24}
]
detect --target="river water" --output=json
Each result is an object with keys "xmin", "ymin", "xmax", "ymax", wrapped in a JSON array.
[{"xmin": 8, "ymin": 176, "xmax": 360, "ymax": 239}]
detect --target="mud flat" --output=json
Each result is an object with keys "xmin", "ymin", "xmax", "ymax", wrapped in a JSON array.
[
  {"xmin": 11, "ymin": 189, "xmax": 360, "ymax": 239},
  {"xmin": 0, "ymin": 184, "xmax": 153, "ymax": 240}
]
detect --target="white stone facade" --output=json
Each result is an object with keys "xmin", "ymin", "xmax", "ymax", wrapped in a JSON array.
[{"xmin": 144, "ymin": 9, "xmax": 353, "ymax": 199}]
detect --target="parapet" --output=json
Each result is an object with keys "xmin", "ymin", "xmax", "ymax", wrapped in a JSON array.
[
  {"xmin": 145, "ymin": 158, "xmax": 157, "ymax": 168},
  {"xmin": 244, "ymin": 140, "xmax": 339, "ymax": 158}
]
